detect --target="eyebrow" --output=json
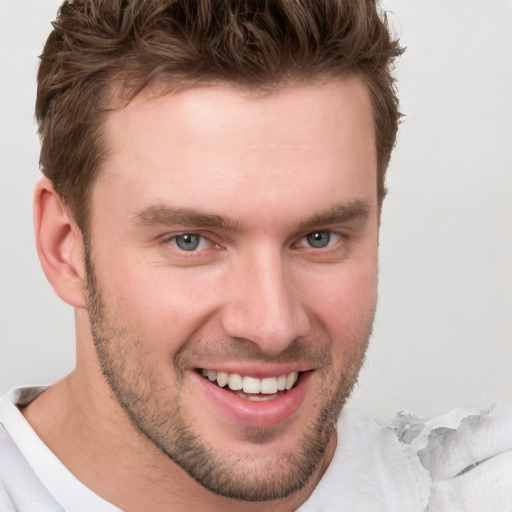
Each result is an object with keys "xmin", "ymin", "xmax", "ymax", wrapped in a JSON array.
[
  {"xmin": 134, "ymin": 199, "xmax": 371, "ymax": 232},
  {"xmin": 134, "ymin": 204, "xmax": 246, "ymax": 232},
  {"xmin": 296, "ymin": 199, "xmax": 371, "ymax": 231}
]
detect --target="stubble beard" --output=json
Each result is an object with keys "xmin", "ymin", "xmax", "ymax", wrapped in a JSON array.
[{"xmin": 84, "ymin": 248, "xmax": 373, "ymax": 502}]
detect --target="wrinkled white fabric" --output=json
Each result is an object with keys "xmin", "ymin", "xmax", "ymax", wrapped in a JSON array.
[
  {"xmin": 392, "ymin": 403, "xmax": 512, "ymax": 512},
  {"xmin": 1, "ymin": 387, "xmax": 511, "ymax": 511}
]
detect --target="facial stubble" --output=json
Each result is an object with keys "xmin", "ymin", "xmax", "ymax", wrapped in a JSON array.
[{"xmin": 84, "ymin": 246, "xmax": 373, "ymax": 502}]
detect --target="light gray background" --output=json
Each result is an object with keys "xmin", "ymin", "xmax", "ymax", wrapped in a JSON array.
[{"xmin": 1, "ymin": 0, "xmax": 511, "ymax": 423}]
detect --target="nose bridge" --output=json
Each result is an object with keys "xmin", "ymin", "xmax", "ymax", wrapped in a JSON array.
[{"xmin": 222, "ymin": 245, "xmax": 308, "ymax": 354}]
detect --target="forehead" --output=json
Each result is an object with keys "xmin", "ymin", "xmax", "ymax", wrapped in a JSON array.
[
  {"xmin": 93, "ymin": 78, "xmax": 377, "ymax": 227},
  {"xmin": 109, "ymin": 77, "xmax": 374, "ymax": 148}
]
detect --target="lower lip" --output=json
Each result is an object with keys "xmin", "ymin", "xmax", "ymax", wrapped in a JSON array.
[{"xmin": 193, "ymin": 371, "xmax": 310, "ymax": 429}]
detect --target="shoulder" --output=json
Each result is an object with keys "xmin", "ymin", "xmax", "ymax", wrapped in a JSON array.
[
  {"xmin": 0, "ymin": 386, "xmax": 66, "ymax": 512},
  {"xmin": 301, "ymin": 402, "xmax": 512, "ymax": 512},
  {"xmin": 300, "ymin": 409, "xmax": 429, "ymax": 511},
  {"xmin": 0, "ymin": 427, "xmax": 18, "ymax": 512},
  {"xmin": 393, "ymin": 401, "xmax": 512, "ymax": 512}
]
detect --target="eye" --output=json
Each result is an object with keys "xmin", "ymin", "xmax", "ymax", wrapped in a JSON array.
[
  {"xmin": 170, "ymin": 233, "xmax": 212, "ymax": 252},
  {"xmin": 301, "ymin": 231, "xmax": 338, "ymax": 249}
]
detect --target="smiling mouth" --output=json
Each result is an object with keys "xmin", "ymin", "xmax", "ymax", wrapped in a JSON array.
[{"xmin": 199, "ymin": 369, "xmax": 300, "ymax": 401}]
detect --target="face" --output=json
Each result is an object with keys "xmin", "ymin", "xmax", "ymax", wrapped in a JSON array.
[{"xmin": 84, "ymin": 78, "xmax": 379, "ymax": 501}]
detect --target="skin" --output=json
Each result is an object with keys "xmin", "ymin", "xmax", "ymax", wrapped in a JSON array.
[{"xmin": 25, "ymin": 76, "xmax": 379, "ymax": 512}]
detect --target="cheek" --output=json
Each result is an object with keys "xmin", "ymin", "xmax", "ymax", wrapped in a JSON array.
[
  {"xmin": 91, "ymin": 234, "xmax": 378, "ymax": 354},
  {"xmin": 332, "ymin": 268, "xmax": 378, "ymax": 320},
  {"xmin": 300, "ymin": 258, "xmax": 378, "ymax": 341},
  {"xmin": 94, "ymin": 256, "xmax": 223, "ymax": 345}
]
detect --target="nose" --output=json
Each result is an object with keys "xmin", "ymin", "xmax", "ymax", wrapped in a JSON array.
[{"xmin": 220, "ymin": 247, "xmax": 310, "ymax": 355}]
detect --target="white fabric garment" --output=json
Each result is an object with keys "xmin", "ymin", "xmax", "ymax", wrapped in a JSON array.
[
  {"xmin": 1, "ymin": 386, "xmax": 511, "ymax": 511},
  {"xmin": 0, "ymin": 387, "xmax": 121, "ymax": 512}
]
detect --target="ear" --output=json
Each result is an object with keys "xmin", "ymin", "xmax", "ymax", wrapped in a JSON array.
[{"xmin": 34, "ymin": 178, "xmax": 87, "ymax": 308}]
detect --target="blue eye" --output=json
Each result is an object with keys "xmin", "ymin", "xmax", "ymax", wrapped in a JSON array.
[
  {"xmin": 305, "ymin": 231, "xmax": 332, "ymax": 248},
  {"xmin": 174, "ymin": 234, "xmax": 203, "ymax": 251}
]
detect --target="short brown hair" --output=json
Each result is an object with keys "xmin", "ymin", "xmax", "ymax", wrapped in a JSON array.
[{"xmin": 36, "ymin": 0, "xmax": 402, "ymax": 231}]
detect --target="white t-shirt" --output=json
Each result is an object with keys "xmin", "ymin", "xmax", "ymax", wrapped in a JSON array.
[{"xmin": 1, "ymin": 386, "xmax": 511, "ymax": 511}]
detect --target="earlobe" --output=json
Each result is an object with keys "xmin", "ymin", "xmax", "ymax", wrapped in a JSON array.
[{"xmin": 34, "ymin": 178, "xmax": 87, "ymax": 308}]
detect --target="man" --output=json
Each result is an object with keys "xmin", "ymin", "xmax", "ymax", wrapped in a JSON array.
[{"xmin": 0, "ymin": 1, "xmax": 511, "ymax": 511}]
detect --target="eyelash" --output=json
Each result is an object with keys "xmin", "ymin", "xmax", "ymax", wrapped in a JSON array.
[
  {"xmin": 163, "ymin": 232, "xmax": 217, "ymax": 253},
  {"xmin": 295, "ymin": 231, "xmax": 346, "ymax": 250},
  {"xmin": 170, "ymin": 233, "xmax": 212, "ymax": 251}
]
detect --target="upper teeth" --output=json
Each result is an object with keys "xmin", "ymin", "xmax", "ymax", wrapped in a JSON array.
[{"xmin": 201, "ymin": 370, "xmax": 299, "ymax": 394}]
